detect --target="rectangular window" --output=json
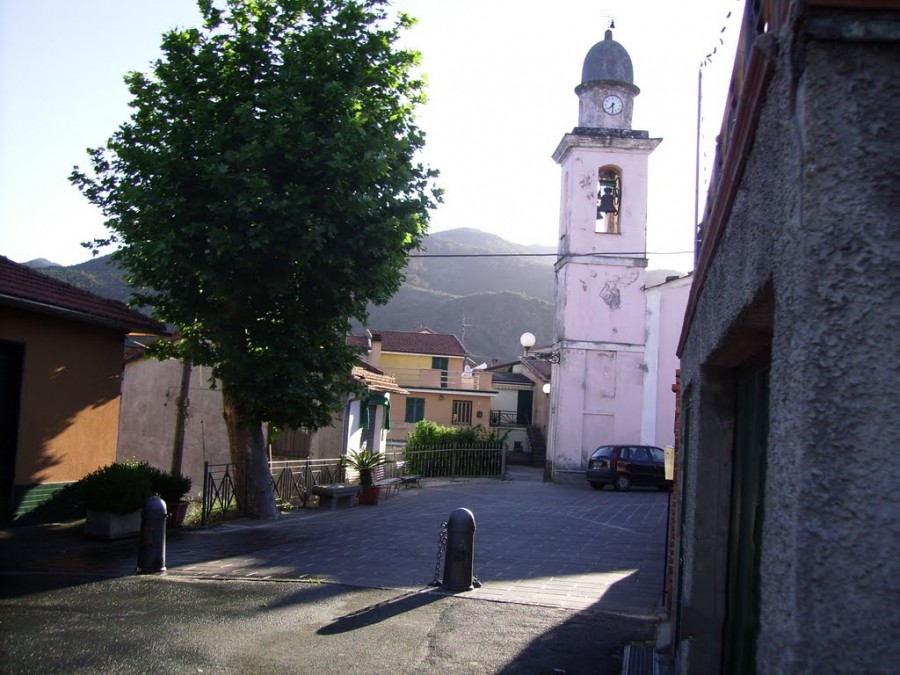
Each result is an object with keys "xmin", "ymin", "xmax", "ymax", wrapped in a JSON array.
[
  {"xmin": 452, "ymin": 400, "xmax": 472, "ymax": 425},
  {"xmin": 405, "ymin": 397, "xmax": 425, "ymax": 423},
  {"xmin": 432, "ymin": 357, "xmax": 449, "ymax": 388}
]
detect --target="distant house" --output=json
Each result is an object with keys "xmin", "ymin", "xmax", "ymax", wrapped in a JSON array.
[
  {"xmin": 360, "ymin": 328, "xmax": 497, "ymax": 443},
  {"xmin": 0, "ymin": 256, "xmax": 165, "ymax": 524},
  {"xmin": 666, "ymin": 2, "xmax": 898, "ymax": 673},
  {"xmin": 487, "ymin": 357, "xmax": 551, "ymax": 465}
]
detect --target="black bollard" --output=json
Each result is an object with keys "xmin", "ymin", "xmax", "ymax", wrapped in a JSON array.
[
  {"xmin": 442, "ymin": 507, "xmax": 476, "ymax": 591},
  {"xmin": 137, "ymin": 495, "xmax": 167, "ymax": 574}
]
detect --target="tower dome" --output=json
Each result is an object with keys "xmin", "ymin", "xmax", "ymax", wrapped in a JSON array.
[
  {"xmin": 575, "ymin": 29, "xmax": 640, "ymax": 129},
  {"xmin": 581, "ymin": 29, "xmax": 633, "ymax": 85}
]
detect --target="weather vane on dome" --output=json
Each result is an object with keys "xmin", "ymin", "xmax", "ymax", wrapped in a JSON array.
[{"xmin": 597, "ymin": 8, "xmax": 616, "ymax": 32}]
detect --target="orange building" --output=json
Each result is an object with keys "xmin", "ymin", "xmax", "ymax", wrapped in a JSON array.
[{"xmin": 0, "ymin": 257, "xmax": 165, "ymax": 524}]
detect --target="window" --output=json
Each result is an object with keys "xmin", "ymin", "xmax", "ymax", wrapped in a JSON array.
[
  {"xmin": 432, "ymin": 357, "xmax": 449, "ymax": 388},
  {"xmin": 405, "ymin": 397, "xmax": 425, "ymax": 423},
  {"xmin": 452, "ymin": 400, "xmax": 472, "ymax": 425},
  {"xmin": 596, "ymin": 166, "xmax": 621, "ymax": 234}
]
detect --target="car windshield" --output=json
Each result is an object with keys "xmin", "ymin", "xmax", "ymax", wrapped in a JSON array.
[{"xmin": 590, "ymin": 446, "xmax": 614, "ymax": 459}]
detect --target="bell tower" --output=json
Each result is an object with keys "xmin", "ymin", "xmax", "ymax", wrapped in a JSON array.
[{"xmin": 546, "ymin": 28, "xmax": 661, "ymax": 481}]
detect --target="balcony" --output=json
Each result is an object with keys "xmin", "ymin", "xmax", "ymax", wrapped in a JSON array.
[
  {"xmin": 384, "ymin": 367, "xmax": 493, "ymax": 392},
  {"xmin": 489, "ymin": 410, "xmax": 530, "ymax": 427}
]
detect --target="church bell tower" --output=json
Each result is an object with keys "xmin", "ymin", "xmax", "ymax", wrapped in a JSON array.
[{"xmin": 547, "ymin": 28, "xmax": 661, "ymax": 480}]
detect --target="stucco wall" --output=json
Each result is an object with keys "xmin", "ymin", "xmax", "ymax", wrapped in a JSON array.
[
  {"xmin": 1, "ymin": 308, "xmax": 124, "ymax": 484},
  {"xmin": 675, "ymin": 16, "xmax": 899, "ymax": 674},
  {"xmin": 117, "ymin": 359, "xmax": 230, "ymax": 500}
]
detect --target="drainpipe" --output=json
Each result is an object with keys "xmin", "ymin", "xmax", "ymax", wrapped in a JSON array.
[{"xmin": 171, "ymin": 360, "xmax": 192, "ymax": 476}]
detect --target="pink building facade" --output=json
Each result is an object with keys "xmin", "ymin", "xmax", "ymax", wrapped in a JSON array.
[{"xmin": 546, "ymin": 29, "xmax": 687, "ymax": 482}]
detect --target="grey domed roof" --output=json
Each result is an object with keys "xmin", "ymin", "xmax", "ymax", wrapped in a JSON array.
[{"xmin": 581, "ymin": 29, "xmax": 633, "ymax": 84}]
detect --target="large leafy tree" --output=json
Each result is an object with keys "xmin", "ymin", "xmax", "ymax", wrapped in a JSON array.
[{"xmin": 71, "ymin": 0, "xmax": 438, "ymax": 518}]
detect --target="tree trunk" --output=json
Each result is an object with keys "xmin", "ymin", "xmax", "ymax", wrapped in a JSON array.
[{"xmin": 223, "ymin": 391, "xmax": 278, "ymax": 520}]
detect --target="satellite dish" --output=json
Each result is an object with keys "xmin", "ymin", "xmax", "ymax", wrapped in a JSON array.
[{"xmin": 473, "ymin": 362, "xmax": 488, "ymax": 371}]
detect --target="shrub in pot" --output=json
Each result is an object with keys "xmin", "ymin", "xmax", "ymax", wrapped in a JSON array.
[
  {"xmin": 80, "ymin": 460, "xmax": 153, "ymax": 539},
  {"xmin": 342, "ymin": 448, "xmax": 388, "ymax": 505},
  {"xmin": 141, "ymin": 464, "xmax": 192, "ymax": 527}
]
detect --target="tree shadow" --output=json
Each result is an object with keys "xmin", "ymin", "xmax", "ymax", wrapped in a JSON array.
[{"xmin": 316, "ymin": 588, "xmax": 444, "ymax": 635}]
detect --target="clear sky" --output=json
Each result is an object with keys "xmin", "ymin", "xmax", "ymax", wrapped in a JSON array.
[{"xmin": 0, "ymin": 0, "xmax": 741, "ymax": 272}]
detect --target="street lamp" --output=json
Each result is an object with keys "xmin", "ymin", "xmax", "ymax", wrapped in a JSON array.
[{"xmin": 519, "ymin": 332, "xmax": 560, "ymax": 364}]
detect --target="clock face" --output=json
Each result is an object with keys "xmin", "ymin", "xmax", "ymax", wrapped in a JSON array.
[{"xmin": 603, "ymin": 95, "xmax": 624, "ymax": 115}]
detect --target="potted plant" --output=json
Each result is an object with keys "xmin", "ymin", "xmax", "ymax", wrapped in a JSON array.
[
  {"xmin": 342, "ymin": 447, "xmax": 388, "ymax": 505},
  {"xmin": 143, "ymin": 465, "xmax": 193, "ymax": 527},
  {"xmin": 80, "ymin": 460, "xmax": 153, "ymax": 539}
]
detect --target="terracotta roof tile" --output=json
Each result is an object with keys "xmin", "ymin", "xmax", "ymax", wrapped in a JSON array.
[
  {"xmin": 351, "ymin": 364, "xmax": 407, "ymax": 395},
  {"xmin": 371, "ymin": 329, "xmax": 466, "ymax": 357},
  {"xmin": 0, "ymin": 256, "xmax": 165, "ymax": 333}
]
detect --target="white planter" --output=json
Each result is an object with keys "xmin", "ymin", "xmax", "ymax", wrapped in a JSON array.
[{"xmin": 84, "ymin": 509, "xmax": 142, "ymax": 540}]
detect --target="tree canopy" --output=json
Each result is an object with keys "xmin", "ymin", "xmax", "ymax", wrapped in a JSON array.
[{"xmin": 72, "ymin": 0, "xmax": 438, "ymax": 432}]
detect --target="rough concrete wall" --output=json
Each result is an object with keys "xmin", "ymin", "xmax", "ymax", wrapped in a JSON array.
[
  {"xmin": 757, "ymin": 35, "xmax": 900, "ymax": 673},
  {"xmin": 677, "ymin": 17, "xmax": 900, "ymax": 675},
  {"xmin": 117, "ymin": 360, "xmax": 229, "ymax": 500}
]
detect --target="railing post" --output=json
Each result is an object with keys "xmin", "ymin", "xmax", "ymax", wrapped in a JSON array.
[
  {"xmin": 201, "ymin": 461, "xmax": 210, "ymax": 528},
  {"xmin": 500, "ymin": 443, "xmax": 507, "ymax": 478}
]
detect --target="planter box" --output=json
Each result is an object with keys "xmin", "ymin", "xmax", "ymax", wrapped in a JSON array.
[
  {"xmin": 84, "ymin": 509, "xmax": 142, "ymax": 540},
  {"xmin": 166, "ymin": 501, "xmax": 189, "ymax": 528}
]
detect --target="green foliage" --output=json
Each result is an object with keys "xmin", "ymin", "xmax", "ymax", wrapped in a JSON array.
[
  {"xmin": 342, "ymin": 447, "xmax": 389, "ymax": 471},
  {"xmin": 405, "ymin": 420, "xmax": 508, "ymax": 449},
  {"xmin": 80, "ymin": 461, "xmax": 193, "ymax": 513},
  {"xmin": 80, "ymin": 460, "xmax": 153, "ymax": 515},
  {"xmin": 70, "ymin": 0, "xmax": 439, "ymax": 432},
  {"xmin": 141, "ymin": 464, "xmax": 192, "ymax": 504},
  {"xmin": 342, "ymin": 446, "xmax": 388, "ymax": 486}
]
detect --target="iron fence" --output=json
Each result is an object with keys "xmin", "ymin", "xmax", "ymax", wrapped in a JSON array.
[
  {"xmin": 269, "ymin": 458, "xmax": 344, "ymax": 507},
  {"xmin": 400, "ymin": 443, "xmax": 505, "ymax": 479},
  {"xmin": 201, "ymin": 462, "xmax": 242, "ymax": 528},
  {"xmin": 201, "ymin": 457, "xmax": 345, "ymax": 526},
  {"xmin": 201, "ymin": 445, "xmax": 503, "ymax": 523}
]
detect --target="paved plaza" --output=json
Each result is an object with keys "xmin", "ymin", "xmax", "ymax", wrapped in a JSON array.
[{"xmin": 1, "ymin": 468, "xmax": 670, "ymax": 616}]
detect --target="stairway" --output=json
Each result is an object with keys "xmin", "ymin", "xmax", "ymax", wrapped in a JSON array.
[{"xmin": 526, "ymin": 425, "xmax": 546, "ymax": 468}]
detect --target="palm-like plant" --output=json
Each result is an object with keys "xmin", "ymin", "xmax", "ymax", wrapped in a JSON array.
[{"xmin": 342, "ymin": 447, "xmax": 388, "ymax": 487}]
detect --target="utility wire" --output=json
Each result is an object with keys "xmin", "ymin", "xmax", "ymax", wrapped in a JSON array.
[{"xmin": 408, "ymin": 251, "xmax": 693, "ymax": 258}]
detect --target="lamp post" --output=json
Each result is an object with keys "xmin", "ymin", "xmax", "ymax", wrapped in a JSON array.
[{"xmin": 518, "ymin": 332, "xmax": 560, "ymax": 364}]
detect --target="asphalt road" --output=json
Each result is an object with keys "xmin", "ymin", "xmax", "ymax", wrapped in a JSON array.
[{"xmin": 0, "ymin": 573, "xmax": 654, "ymax": 674}]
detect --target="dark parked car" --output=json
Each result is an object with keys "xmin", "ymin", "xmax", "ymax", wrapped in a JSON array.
[{"xmin": 586, "ymin": 445, "xmax": 671, "ymax": 491}]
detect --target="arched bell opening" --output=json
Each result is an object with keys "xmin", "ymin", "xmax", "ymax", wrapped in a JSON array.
[{"xmin": 595, "ymin": 166, "xmax": 621, "ymax": 234}]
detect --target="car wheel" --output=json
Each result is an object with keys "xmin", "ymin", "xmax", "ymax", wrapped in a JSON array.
[
  {"xmin": 614, "ymin": 474, "xmax": 631, "ymax": 491},
  {"xmin": 589, "ymin": 482, "xmax": 604, "ymax": 491}
]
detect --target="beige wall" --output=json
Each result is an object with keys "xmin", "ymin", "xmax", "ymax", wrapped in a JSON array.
[
  {"xmin": 1, "ymin": 307, "xmax": 124, "ymax": 484},
  {"xmin": 388, "ymin": 390, "xmax": 493, "ymax": 441},
  {"xmin": 117, "ymin": 359, "xmax": 229, "ymax": 500}
]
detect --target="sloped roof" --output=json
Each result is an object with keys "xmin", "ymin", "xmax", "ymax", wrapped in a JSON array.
[
  {"xmin": 372, "ymin": 329, "xmax": 467, "ymax": 357},
  {"xmin": 0, "ymin": 256, "xmax": 165, "ymax": 334},
  {"xmin": 491, "ymin": 371, "xmax": 534, "ymax": 387},
  {"xmin": 351, "ymin": 362, "xmax": 408, "ymax": 395}
]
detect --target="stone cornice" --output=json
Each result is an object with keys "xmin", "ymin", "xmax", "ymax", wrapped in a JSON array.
[{"xmin": 552, "ymin": 131, "xmax": 662, "ymax": 163}]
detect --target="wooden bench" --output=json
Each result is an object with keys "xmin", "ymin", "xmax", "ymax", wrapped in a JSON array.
[{"xmin": 311, "ymin": 484, "xmax": 360, "ymax": 510}]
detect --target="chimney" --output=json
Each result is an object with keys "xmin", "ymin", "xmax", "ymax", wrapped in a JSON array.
[{"xmin": 370, "ymin": 332, "xmax": 382, "ymax": 366}]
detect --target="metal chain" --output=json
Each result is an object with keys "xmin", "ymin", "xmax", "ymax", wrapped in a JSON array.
[{"xmin": 429, "ymin": 521, "xmax": 448, "ymax": 586}]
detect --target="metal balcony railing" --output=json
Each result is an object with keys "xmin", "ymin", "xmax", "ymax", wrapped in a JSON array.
[
  {"xmin": 384, "ymin": 367, "xmax": 493, "ymax": 391},
  {"xmin": 489, "ymin": 410, "xmax": 530, "ymax": 427}
]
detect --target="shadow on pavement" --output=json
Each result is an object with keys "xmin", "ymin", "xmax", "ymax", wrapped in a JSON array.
[{"xmin": 317, "ymin": 588, "xmax": 444, "ymax": 634}]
